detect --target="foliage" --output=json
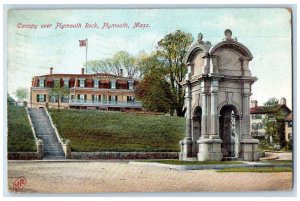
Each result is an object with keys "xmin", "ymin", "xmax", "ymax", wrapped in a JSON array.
[
  {"xmin": 48, "ymin": 109, "xmax": 185, "ymax": 152},
  {"xmin": 49, "ymin": 80, "xmax": 70, "ymax": 110},
  {"xmin": 216, "ymin": 167, "xmax": 292, "ymax": 173},
  {"xmin": 262, "ymin": 98, "xmax": 288, "ymax": 148},
  {"xmin": 136, "ymin": 30, "xmax": 193, "ymax": 116},
  {"xmin": 263, "ymin": 97, "xmax": 279, "ymax": 106},
  {"xmin": 7, "ymin": 104, "xmax": 36, "ymax": 152},
  {"xmin": 135, "ymin": 53, "xmax": 174, "ymax": 113},
  {"xmin": 7, "ymin": 93, "xmax": 16, "ymax": 105},
  {"xmin": 284, "ymin": 138, "xmax": 293, "ymax": 151},
  {"xmin": 86, "ymin": 51, "xmax": 142, "ymax": 78},
  {"xmin": 263, "ymin": 111, "xmax": 287, "ymax": 148},
  {"xmin": 14, "ymin": 87, "xmax": 28, "ymax": 101}
]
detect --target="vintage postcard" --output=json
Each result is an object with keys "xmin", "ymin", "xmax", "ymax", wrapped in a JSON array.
[{"xmin": 5, "ymin": 8, "xmax": 293, "ymax": 193}]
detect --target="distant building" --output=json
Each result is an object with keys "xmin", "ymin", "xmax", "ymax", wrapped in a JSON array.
[
  {"xmin": 30, "ymin": 67, "xmax": 142, "ymax": 111},
  {"xmin": 284, "ymin": 113, "xmax": 293, "ymax": 142},
  {"xmin": 250, "ymin": 98, "xmax": 291, "ymax": 141}
]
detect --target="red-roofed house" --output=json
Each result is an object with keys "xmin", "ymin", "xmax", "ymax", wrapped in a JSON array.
[
  {"xmin": 250, "ymin": 98, "xmax": 291, "ymax": 142},
  {"xmin": 30, "ymin": 67, "xmax": 142, "ymax": 111}
]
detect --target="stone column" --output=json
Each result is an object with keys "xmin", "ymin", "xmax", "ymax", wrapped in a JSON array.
[
  {"xmin": 210, "ymin": 55, "xmax": 218, "ymax": 74},
  {"xmin": 210, "ymin": 79, "xmax": 220, "ymax": 139},
  {"xmin": 202, "ymin": 52, "xmax": 210, "ymax": 75},
  {"xmin": 63, "ymin": 139, "xmax": 71, "ymax": 159},
  {"xmin": 197, "ymin": 79, "xmax": 222, "ymax": 161},
  {"xmin": 200, "ymin": 81, "xmax": 208, "ymax": 139},
  {"xmin": 241, "ymin": 91, "xmax": 251, "ymax": 139},
  {"xmin": 240, "ymin": 85, "xmax": 259, "ymax": 161},
  {"xmin": 36, "ymin": 139, "xmax": 43, "ymax": 160},
  {"xmin": 240, "ymin": 57, "xmax": 251, "ymax": 77},
  {"xmin": 179, "ymin": 63, "xmax": 193, "ymax": 160}
]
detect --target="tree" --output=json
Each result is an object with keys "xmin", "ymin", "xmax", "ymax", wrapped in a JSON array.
[
  {"xmin": 14, "ymin": 87, "xmax": 28, "ymax": 101},
  {"xmin": 263, "ymin": 97, "xmax": 279, "ymax": 106},
  {"xmin": 262, "ymin": 98, "xmax": 287, "ymax": 148},
  {"xmin": 135, "ymin": 54, "xmax": 174, "ymax": 113},
  {"xmin": 49, "ymin": 80, "xmax": 70, "ymax": 110},
  {"xmin": 86, "ymin": 51, "xmax": 141, "ymax": 78},
  {"xmin": 7, "ymin": 93, "xmax": 15, "ymax": 105},
  {"xmin": 137, "ymin": 30, "xmax": 193, "ymax": 116}
]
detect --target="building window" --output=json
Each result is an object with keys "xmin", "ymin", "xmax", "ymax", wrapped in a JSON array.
[
  {"xmin": 77, "ymin": 94, "xmax": 86, "ymax": 101},
  {"xmin": 258, "ymin": 122, "xmax": 263, "ymax": 129},
  {"xmin": 94, "ymin": 80, "xmax": 99, "ymax": 88},
  {"xmin": 252, "ymin": 123, "xmax": 258, "ymax": 130},
  {"xmin": 92, "ymin": 95, "xmax": 101, "ymax": 102},
  {"xmin": 111, "ymin": 80, "xmax": 116, "ymax": 89},
  {"xmin": 109, "ymin": 95, "xmax": 118, "ymax": 102},
  {"xmin": 252, "ymin": 114, "xmax": 262, "ymax": 119},
  {"xmin": 39, "ymin": 79, "xmax": 45, "ymax": 87},
  {"xmin": 288, "ymin": 133, "xmax": 292, "ymax": 140},
  {"xmin": 128, "ymin": 81, "xmax": 134, "ymax": 90},
  {"xmin": 64, "ymin": 80, "xmax": 69, "ymax": 88},
  {"xmin": 79, "ymin": 80, "xmax": 85, "ymax": 88},
  {"xmin": 288, "ymin": 121, "xmax": 292, "ymax": 127},
  {"xmin": 127, "ymin": 96, "xmax": 134, "ymax": 102},
  {"xmin": 37, "ymin": 94, "xmax": 46, "ymax": 102},
  {"xmin": 50, "ymin": 95, "xmax": 58, "ymax": 103},
  {"xmin": 61, "ymin": 95, "xmax": 69, "ymax": 103}
]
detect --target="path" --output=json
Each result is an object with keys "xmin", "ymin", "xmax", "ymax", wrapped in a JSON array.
[
  {"xmin": 28, "ymin": 108, "xmax": 65, "ymax": 160},
  {"xmin": 7, "ymin": 161, "xmax": 292, "ymax": 193}
]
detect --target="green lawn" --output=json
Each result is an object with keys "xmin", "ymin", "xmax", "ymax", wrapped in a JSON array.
[
  {"xmin": 217, "ymin": 167, "xmax": 292, "ymax": 173},
  {"xmin": 48, "ymin": 109, "xmax": 185, "ymax": 152},
  {"xmin": 7, "ymin": 104, "xmax": 36, "ymax": 152}
]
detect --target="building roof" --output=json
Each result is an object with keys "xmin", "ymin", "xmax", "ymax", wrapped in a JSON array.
[
  {"xmin": 36, "ymin": 73, "xmax": 137, "ymax": 80},
  {"xmin": 250, "ymin": 104, "xmax": 291, "ymax": 114},
  {"xmin": 285, "ymin": 113, "xmax": 292, "ymax": 121}
]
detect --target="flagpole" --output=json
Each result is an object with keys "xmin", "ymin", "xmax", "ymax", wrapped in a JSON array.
[{"xmin": 86, "ymin": 38, "xmax": 88, "ymax": 74}]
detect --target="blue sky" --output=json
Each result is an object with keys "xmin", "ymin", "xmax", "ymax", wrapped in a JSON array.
[{"xmin": 7, "ymin": 8, "xmax": 292, "ymax": 108}]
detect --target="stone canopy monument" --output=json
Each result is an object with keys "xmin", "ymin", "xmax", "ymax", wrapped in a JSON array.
[{"xmin": 179, "ymin": 29, "xmax": 259, "ymax": 161}]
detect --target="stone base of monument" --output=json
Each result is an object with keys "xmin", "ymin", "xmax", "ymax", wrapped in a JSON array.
[
  {"xmin": 240, "ymin": 138, "xmax": 260, "ymax": 161},
  {"xmin": 197, "ymin": 138, "xmax": 223, "ymax": 161},
  {"xmin": 179, "ymin": 138, "xmax": 193, "ymax": 160}
]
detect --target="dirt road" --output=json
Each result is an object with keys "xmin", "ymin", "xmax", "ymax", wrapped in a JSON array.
[{"xmin": 7, "ymin": 161, "xmax": 292, "ymax": 193}]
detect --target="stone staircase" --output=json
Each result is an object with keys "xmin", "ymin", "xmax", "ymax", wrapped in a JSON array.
[{"xmin": 28, "ymin": 108, "xmax": 65, "ymax": 160}]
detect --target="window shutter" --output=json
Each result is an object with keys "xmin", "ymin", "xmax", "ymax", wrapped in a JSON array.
[
  {"xmin": 77, "ymin": 94, "xmax": 80, "ymax": 99},
  {"xmin": 92, "ymin": 95, "xmax": 94, "ymax": 101},
  {"xmin": 44, "ymin": 95, "xmax": 46, "ymax": 102},
  {"xmin": 115, "ymin": 96, "xmax": 118, "ymax": 102},
  {"xmin": 109, "ymin": 96, "xmax": 111, "ymax": 101},
  {"xmin": 44, "ymin": 80, "xmax": 46, "ymax": 87},
  {"xmin": 84, "ymin": 95, "xmax": 87, "ymax": 100},
  {"xmin": 37, "ymin": 94, "xmax": 39, "ymax": 102},
  {"xmin": 98, "ymin": 95, "xmax": 101, "ymax": 101}
]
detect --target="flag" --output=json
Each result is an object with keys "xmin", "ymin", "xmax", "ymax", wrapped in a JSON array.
[{"xmin": 79, "ymin": 39, "xmax": 87, "ymax": 47}]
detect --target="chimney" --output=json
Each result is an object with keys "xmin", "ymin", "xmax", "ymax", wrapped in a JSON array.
[
  {"xmin": 81, "ymin": 68, "xmax": 85, "ymax": 75},
  {"xmin": 280, "ymin": 97, "xmax": 286, "ymax": 105},
  {"xmin": 250, "ymin": 100, "xmax": 258, "ymax": 108},
  {"xmin": 50, "ymin": 67, "xmax": 53, "ymax": 75},
  {"xmin": 120, "ymin": 69, "xmax": 123, "ymax": 77}
]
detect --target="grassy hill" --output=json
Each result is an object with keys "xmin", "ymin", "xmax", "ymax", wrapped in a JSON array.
[
  {"xmin": 49, "ymin": 109, "xmax": 185, "ymax": 152},
  {"xmin": 8, "ymin": 104, "xmax": 36, "ymax": 152}
]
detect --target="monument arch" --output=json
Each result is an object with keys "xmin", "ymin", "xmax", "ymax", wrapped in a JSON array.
[{"xmin": 179, "ymin": 29, "xmax": 259, "ymax": 161}]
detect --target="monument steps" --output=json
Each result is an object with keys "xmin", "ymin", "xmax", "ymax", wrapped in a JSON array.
[{"xmin": 28, "ymin": 108, "xmax": 65, "ymax": 160}]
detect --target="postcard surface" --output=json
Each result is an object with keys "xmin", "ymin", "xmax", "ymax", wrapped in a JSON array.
[{"xmin": 6, "ymin": 8, "xmax": 293, "ymax": 193}]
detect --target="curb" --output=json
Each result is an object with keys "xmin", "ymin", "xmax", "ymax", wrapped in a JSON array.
[{"xmin": 129, "ymin": 162, "xmax": 292, "ymax": 170}]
